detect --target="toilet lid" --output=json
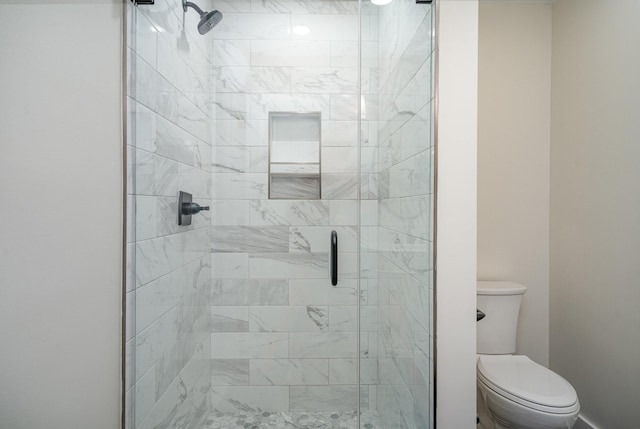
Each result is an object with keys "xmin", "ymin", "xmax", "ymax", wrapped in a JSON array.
[{"xmin": 478, "ymin": 355, "xmax": 578, "ymax": 411}]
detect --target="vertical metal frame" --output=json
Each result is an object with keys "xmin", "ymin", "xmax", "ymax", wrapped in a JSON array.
[{"xmin": 432, "ymin": 0, "xmax": 440, "ymax": 427}]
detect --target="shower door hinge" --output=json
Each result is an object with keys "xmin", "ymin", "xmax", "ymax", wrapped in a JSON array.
[{"xmin": 131, "ymin": 0, "xmax": 154, "ymax": 4}]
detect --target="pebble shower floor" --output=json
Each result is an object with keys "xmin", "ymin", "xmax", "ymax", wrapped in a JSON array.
[{"xmin": 200, "ymin": 410, "xmax": 381, "ymax": 429}]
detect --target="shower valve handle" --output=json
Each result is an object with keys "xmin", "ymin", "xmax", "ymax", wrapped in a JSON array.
[{"xmin": 181, "ymin": 202, "xmax": 209, "ymax": 215}]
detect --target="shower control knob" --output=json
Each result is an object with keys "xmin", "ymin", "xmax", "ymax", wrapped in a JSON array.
[{"xmin": 181, "ymin": 202, "xmax": 210, "ymax": 215}]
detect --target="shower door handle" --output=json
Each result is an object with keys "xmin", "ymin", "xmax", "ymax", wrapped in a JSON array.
[{"xmin": 331, "ymin": 230, "xmax": 338, "ymax": 286}]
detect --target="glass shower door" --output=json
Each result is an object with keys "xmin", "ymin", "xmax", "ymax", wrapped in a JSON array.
[{"xmin": 207, "ymin": 0, "xmax": 362, "ymax": 426}]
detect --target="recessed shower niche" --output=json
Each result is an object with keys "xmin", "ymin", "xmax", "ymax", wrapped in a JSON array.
[{"xmin": 268, "ymin": 112, "xmax": 321, "ymax": 199}]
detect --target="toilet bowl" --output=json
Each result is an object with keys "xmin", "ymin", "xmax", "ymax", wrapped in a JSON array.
[
  {"xmin": 477, "ymin": 281, "xmax": 580, "ymax": 429},
  {"xmin": 477, "ymin": 355, "xmax": 579, "ymax": 429}
]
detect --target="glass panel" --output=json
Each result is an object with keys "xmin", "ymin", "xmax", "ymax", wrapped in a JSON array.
[
  {"xmin": 208, "ymin": 0, "xmax": 361, "ymax": 424},
  {"xmin": 127, "ymin": 0, "xmax": 214, "ymax": 428},
  {"xmin": 360, "ymin": 1, "xmax": 435, "ymax": 428},
  {"xmin": 126, "ymin": 0, "xmax": 434, "ymax": 428}
]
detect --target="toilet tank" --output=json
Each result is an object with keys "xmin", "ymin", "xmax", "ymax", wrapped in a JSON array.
[{"xmin": 477, "ymin": 281, "xmax": 527, "ymax": 354}]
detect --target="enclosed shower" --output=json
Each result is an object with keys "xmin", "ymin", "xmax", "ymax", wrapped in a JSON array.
[{"xmin": 125, "ymin": 0, "xmax": 435, "ymax": 427}]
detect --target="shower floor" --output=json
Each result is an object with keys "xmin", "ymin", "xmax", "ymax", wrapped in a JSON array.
[{"xmin": 200, "ymin": 410, "xmax": 380, "ymax": 429}]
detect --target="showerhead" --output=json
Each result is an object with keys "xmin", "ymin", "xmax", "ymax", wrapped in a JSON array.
[
  {"xmin": 197, "ymin": 10, "xmax": 223, "ymax": 35},
  {"xmin": 182, "ymin": 0, "xmax": 223, "ymax": 35}
]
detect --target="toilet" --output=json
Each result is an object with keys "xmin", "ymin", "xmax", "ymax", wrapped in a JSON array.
[{"xmin": 477, "ymin": 281, "xmax": 580, "ymax": 429}]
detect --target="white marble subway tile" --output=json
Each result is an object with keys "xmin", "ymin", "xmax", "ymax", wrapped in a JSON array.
[
  {"xmin": 211, "ymin": 13, "xmax": 291, "ymax": 40},
  {"xmin": 212, "ymin": 173, "xmax": 268, "ymax": 199},
  {"xmin": 211, "ymin": 226, "xmax": 290, "ymax": 253},
  {"xmin": 179, "ymin": 163, "xmax": 211, "ymax": 198},
  {"xmin": 250, "ymin": 147, "xmax": 269, "ymax": 172},
  {"xmin": 211, "ymin": 332, "xmax": 289, "ymax": 359},
  {"xmin": 378, "ymin": 259, "xmax": 430, "ymax": 330},
  {"xmin": 360, "ymin": 200, "xmax": 378, "ymax": 226},
  {"xmin": 211, "ymin": 306, "xmax": 250, "ymax": 332},
  {"xmin": 360, "ymin": 146, "xmax": 378, "ymax": 174},
  {"xmin": 329, "ymin": 200, "xmax": 358, "ymax": 226},
  {"xmin": 135, "ymin": 236, "xmax": 180, "ymax": 285},
  {"xmin": 250, "ymin": 359, "xmax": 329, "ymax": 386},
  {"xmin": 212, "ymin": 278, "xmax": 289, "ymax": 306},
  {"xmin": 250, "ymin": 200, "xmax": 330, "ymax": 226},
  {"xmin": 134, "ymin": 364, "xmax": 156, "ymax": 425},
  {"xmin": 330, "ymin": 41, "xmax": 358, "ymax": 68},
  {"xmin": 384, "ymin": 19, "xmax": 432, "ymax": 99},
  {"xmin": 212, "ymin": 66, "xmax": 291, "ymax": 93},
  {"xmin": 249, "ymin": 253, "xmax": 328, "ymax": 278},
  {"xmin": 331, "ymin": 0, "xmax": 359, "ymax": 14},
  {"xmin": 211, "ymin": 359, "xmax": 250, "ymax": 385},
  {"xmin": 291, "ymin": 14, "xmax": 358, "ymax": 41},
  {"xmin": 211, "ymin": 200, "xmax": 251, "ymax": 225},
  {"xmin": 211, "ymin": 146, "xmax": 250, "ymax": 173},
  {"xmin": 134, "ymin": 196, "xmax": 157, "ymax": 241},
  {"xmin": 327, "ymin": 358, "xmax": 377, "ymax": 385},
  {"xmin": 135, "ymin": 307, "xmax": 178, "ymax": 376},
  {"xmin": 212, "ymin": 40, "xmax": 251, "ymax": 66},
  {"xmin": 212, "ymin": 93, "xmax": 251, "ymax": 120},
  {"xmin": 152, "ymin": 110, "xmax": 210, "ymax": 169},
  {"xmin": 359, "ymin": 251, "xmax": 378, "ymax": 279},
  {"xmin": 211, "ymin": 386, "xmax": 289, "ymax": 412},
  {"xmin": 323, "ymin": 121, "xmax": 358, "ymax": 147},
  {"xmin": 211, "ymin": 0, "xmax": 252, "ymax": 13},
  {"xmin": 328, "ymin": 306, "xmax": 357, "ymax": 332},
  {"xmin": 135, "ymin": 264, "xmax": 187, "ymax": 333},
  {"xmin": 134, "ymin": 10, "xmax": 158, "ymax": 69},
  {"xmin": 269, "ymin": 176, "xmax": 321, "ymax": 199},
  {"xmin": 379, "ymin": 68, "xmax": 431, "ymax": 143},
  {"xmin": 379, "ymin": 108, "xmax": 430, "ymax": 170},
  {"xmin": 251, "ymin": 0, "xmax": 333, "ymax": 14},
  {"xmin": 211, "ymin": 253, "xmax": 249, "ymax": 278},
  {"xmin": 363, "ymin": 94, "xmax": 379, "ymax": 121},
  {"xmin": 251, "ymin": 40, "xmax": 331, "ymax": 67},
  {"xmin": 321, "ymin": 147, "xmax": 357, "ymax": 173},
  {"xmin": 289, "ymin": 332, "xmax": 357, "ymax": 358},
  {"xmin": 214, "ymin": 120, "xmax": 268, "ymax": 147},
  {"xmin": 289, "ymin": 279, "xmax": 357, "ymax": 306},
  {"xmin": 361, "ymin": 305, "xmax": 378, "ymax": 332},
  {"xmin": 330, "ymin": 94, "xmax": 359, "ymax": 120},
  {"xmin": 271, "ymin": 140, "xmax": 319, "ymax": 163},
  {"xmin": 135, "ymin": 149, "xmax": 179, "ymax": 197},
  {"xmin": 289, "ymin": 226, "xmax": 357, "ymax": 253},
  {"xmin": 156, "ymin": 33, "xmax": 210, "ymax": 115},
  {"xmin": 322, "ymin": 174, "xmax": 357, "ymax": 200},
  {"xmin": 384, "ymin": 150, "xmax": 430, "ymax": 198},
  {"xmin": 328, "ymin": 358, "xmax": 356, "ymax": 385},
  {"xmin": 134, "ymin": 58, "xmax": 210, "ymax": 141},
  {"xmin": 291, "ymin": 67, "xmax": 358, "ymax": 94},
  {"xmin": 289, "ymin": 385, "xmax": 358, "ymax": 411},
  {"xmin": 250, "ymin": 94, "xmax": 331, "ymax": 120},
  {"xmin": 249, "ymin": 306, "xmax": 328, "ymax": 332},
  {"xmin": 380, "ymin": 195, "xmax": 429, "ymax": 240}
]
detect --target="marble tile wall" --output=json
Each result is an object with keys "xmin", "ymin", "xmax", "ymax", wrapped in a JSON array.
[
  {"xmin": 374, "ymin": 1, "xmax": 434, "ymax": 428},
  {"xmin": 207, "ymin": 0, "xmax": 380, "ymax": 415},
  {"xmin": 126, "ymin": 1, "xmax": 214, "ymax": 428}
]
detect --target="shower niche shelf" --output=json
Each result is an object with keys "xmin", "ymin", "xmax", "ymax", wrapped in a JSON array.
[{"xmin": 268, "ymin": 112, "xmax": 321, "ymax": 199}]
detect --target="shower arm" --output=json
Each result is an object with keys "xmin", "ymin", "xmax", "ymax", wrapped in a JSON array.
[{"xmin": 183, "ymin": 0, "xmax": 205, "ymax": 17}]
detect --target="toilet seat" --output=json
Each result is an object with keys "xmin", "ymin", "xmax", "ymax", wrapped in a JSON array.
[{"xmin": 478, "ymin": 355, "xmax": 579, "ymax": 414}]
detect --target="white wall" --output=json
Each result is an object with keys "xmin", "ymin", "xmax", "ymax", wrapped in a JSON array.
[
  {"xmin": 0, "ymin": 2, "xmax": 123, "ymax": 428},
  {"xmin": 477, "ymin": 1, "xmax": 552, "ymax": 366},
  {"xmin": 550, "ymin": 0, "xmax": 640, "ymax": 427},
  {"xmin": 436, "ymin": 1, "xmax": 478, "ymax": 427}
]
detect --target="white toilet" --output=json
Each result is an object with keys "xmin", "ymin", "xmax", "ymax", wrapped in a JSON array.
[{"xmin": 477, "ymin": 281, "xmax": 580, "ymax": 429}]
